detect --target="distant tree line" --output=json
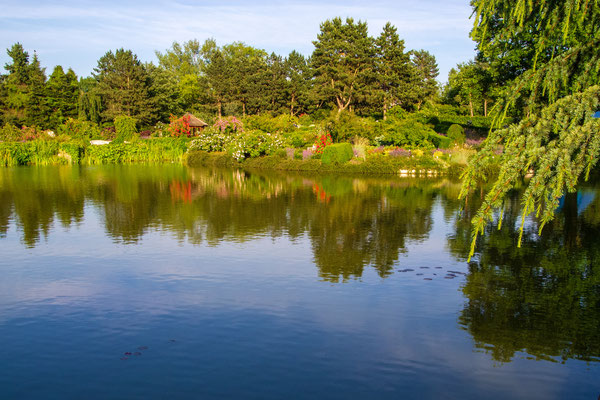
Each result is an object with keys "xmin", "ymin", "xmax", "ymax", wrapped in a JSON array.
[{"xmin": 0, "ymin": 17, "xmax": 444, "ymax": 130}]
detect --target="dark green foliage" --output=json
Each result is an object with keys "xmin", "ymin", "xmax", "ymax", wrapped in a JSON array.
[
  {"xmin": 410, "ymin": 50, "xmax": 439, "ymax": 109},
  {"xmin": 326, "ymin": 111, "xmax": 375, "ymax": 142},
  {"xmin": 447, "ymin": 124, "xmax": 465, "ymax": 145},
  {"xmin": 45, "ymin": 66, "xmax": 79, "ymax": 129},
  {"xmin": 93, "ymin": 49, "xmax": 154, "ymax": 124},
  {"xmin": 321, "ymin": 143, "xmax": 354, "ymax": 165},
  {"xmin": 113, "ymin": 115, "xmax": 137, "ymax": 143},
  {"xmin": 376, "ymin": 115, "xmax": 436, "ymax": 148},
  {"xmin": 374, "ymin": 23, "xmax": 415, "ymax": 118},
  {"xmin": 312, "ymin": 17, "xmax": 375, "ymax": 113}
]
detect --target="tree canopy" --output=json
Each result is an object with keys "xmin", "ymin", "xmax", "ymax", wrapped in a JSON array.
[{"xmin": 461, "ymin": 0, "xmax": 600, "ymax": 258}]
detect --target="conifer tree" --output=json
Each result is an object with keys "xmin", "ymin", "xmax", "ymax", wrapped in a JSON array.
[
  {"xmin": 311, "ymin": 17, "xmax": 375, "ymax": 115},
  {"xmin": 93, "ymin": 48, "xmax": 154, "ymax": 124}
]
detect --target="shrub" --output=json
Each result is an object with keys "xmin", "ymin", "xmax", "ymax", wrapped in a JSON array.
[
  {"xmin": 244, "ymin": 114, "xmax": 299, "ymax": 133},
  {"xmin": 376, "ymin": 116, "xmax": 436, "ymax": 148},
  {"xmin": 214, "ymin": 116, "xmax": 244, "ymax": 133},
  {"xmin": 447, "ymin": 124, "xmax": 465, "ymax": 145},
  {"xmin": 430, "ymin": 133, "xmax": 453, "ymax": 149},
  {"xmin": 313, "ymin": 132, "xmax": 332, "ymax": 154},
  {"xmin": 388, "ymin": 148, "xmax": 411, "ymax": 157},
  {"xmin": 114, "ymin": 115, "xmax": 138, "ymax": 142},
  {"xmin": 0, "ymin": 123, "xmax": 21, "ymax": 141},
  {"xmin": 57, "ymin": 118, "xmax": 101, "ymax": 140},
  {"xmin": 302, "ymin": 148, "xmax": 313, "ymax": 160},
  {"xmin": 321, "ymin": 143, "xmax": 354, "ymax": 165},
  {"xmin": 326, "ymin": 111, "xmax": 376, "ymax": 142}
]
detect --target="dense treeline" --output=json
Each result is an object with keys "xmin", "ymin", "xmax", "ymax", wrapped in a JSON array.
[{"xmin": 0, "ymin": 18, "xmax": 450, "ymax": 131}]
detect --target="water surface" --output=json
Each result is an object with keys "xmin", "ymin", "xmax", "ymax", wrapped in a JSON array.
[{"xmin": 0, "ymin": 165, "xmax": 598, "ymax": 399}]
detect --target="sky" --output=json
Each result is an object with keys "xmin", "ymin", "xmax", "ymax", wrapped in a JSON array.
[{"xmin": 0, "ymin": 0, "xmax": 477, "ymax": 82}]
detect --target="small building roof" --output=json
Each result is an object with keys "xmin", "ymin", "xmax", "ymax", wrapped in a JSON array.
[{"xmin": 184, "ymin": 113, "xmax": 209, "ymax": 127}]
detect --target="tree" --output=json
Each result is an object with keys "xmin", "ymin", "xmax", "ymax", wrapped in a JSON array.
[
  {"xmin": 284, "ymin": 51, "xmax": 313, "ymax": 116},
  {"xmin": 446, "ymin": 61, "xmax": 493, "ymax": 116},
  {"xmin": 460, "ymin": 1, "xmax": 600, "ymax": 258},
  {"xmin": 145, "ymin": 63, "xmax": 181, "ymax": 123},
  {"xmin": 2, "ymin": 43, "xmax": 34, "ymax": 126},
  {"xmin": 45, "ymin": 66, "xmax": 78, "ymax": 129},
  {"xmin": 410, "ymin": 50, "xmax": 439, "ymax": 110},
  {"xmin": 78, "ymin": 77, "xmax": 102, "ymax": 124},
  {"xmin": 311, "ymin": 17, "xmax": 375, "ymax": 115},
  {"xmin": 374, "ymin": 22, "xmax": 414, "ymax": 119},
  {"xmin": 202, "ymin": 40, "xmax": 232, "ymax": 118},
  {"xmin": 92, "ymin": 48, "xmax": 154, "ymax": 124}
]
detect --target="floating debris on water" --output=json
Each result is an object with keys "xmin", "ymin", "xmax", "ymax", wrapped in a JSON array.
[
  {"xmin": 416, "ymin": 273, "xmax": 424, "ymax": 276},
  {"xmin": 424, "ymin": 278, "xmax": 433, "ymax": 281},
  {"xmin": 138, "ymin": 346, "xmax": 148, "ymax": 351},
  {"xmin": 397, "ymin": 269, "xmax": 415, "ymax": 272},
  {"xmin": 420, "ymin": 267, "xmax": 430, "ymax": 269},
  {"xmin": 133, "ymin": 352, "xmax": 142, "ymax": 356},
  {"xmin": 447, "ymin": 270, "xmax": 466, "ymax": 275},
  {"xmin": 124, "ymin": 352, "xmax": 132, "ymax": 356}
]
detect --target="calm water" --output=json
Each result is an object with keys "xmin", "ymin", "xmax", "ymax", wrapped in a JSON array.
[{"xmin": 0, "ymin": 165, "xmax": 598, "ymax": 399}]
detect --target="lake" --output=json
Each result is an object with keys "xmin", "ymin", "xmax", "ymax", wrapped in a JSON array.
[{"xmin": 0, "ymin": 165, "xmax": 598, "ymax": 399}]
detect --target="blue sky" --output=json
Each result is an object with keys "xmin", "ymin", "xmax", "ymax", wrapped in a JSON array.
[{"xmin": 0, "ymin": 0, "xmax": 476, "ymax": 82}]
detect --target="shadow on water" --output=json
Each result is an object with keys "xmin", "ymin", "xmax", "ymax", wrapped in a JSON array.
[{"xmin": 1, "ymin": 164, "xmax": 599, "ymax": 364}]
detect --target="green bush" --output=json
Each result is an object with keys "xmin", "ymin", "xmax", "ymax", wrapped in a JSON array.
[
  {"xmin": 321, "ymin": 143, "xmax": 354, "ymax": 165},
  {"xmin": 430, "ymin": 133, "xmax": 453, "ymax": 149},
  {"xmin": 375, "ymin": 116, "xmax": 436, "ymax": 148},
  {"xmin": 326, "ymin": 111, "xmax": 376, "ymax": 142},
  {"xmin": 447, "ymin": 124, "xmax": 465, "ymax": 145},
  {"xmin": 113, "ymin": 115, "xmax": 138, "ymax": 143},
  {"xmin": 57, "ymin": 118, "xmax": 101, "ymax": 140},
  {"xmin": 244, "ymin": 114, "xmax": 299, "ymax": 133},
  {"xmin": 0, "ymin": 123, "xmax": 22, "ymax": 142}
]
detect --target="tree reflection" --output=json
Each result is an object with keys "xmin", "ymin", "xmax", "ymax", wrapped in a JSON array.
[{"xmin": 453, "ymin": 188, "xmax": 600, "ymax": 363}]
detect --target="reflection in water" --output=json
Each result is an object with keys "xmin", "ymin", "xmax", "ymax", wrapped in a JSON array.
[
  {"xmin": 1, "ymin": 165, "xmax": 599, "ymax": 366},
  {"xmin": 452, "ymin": 189, "xmax": 600, "ymax": 364}
]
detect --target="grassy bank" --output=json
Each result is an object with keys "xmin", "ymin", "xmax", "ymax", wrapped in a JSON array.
[
  {"xmin": 0, "ymin": 138, "xmax": 189, "ymax": 166},
  {"xmin": 185, "ymin": 150, "xmax": 469, "ymax": 177}
]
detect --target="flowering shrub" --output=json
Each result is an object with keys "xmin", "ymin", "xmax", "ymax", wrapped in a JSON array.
[
  {"xmin": 214, "ymin": 116, "xmax": 244, "ymax": 133},
  {"xmin": 169, "ymin": 114, "xmax": 192, "ymax": 138},
  {"xmin": 285, "ymin": 148, "xmax": 295, "ymax": 160},
  {"xmin": 189, "ymin": 131, "xmax": 232, "ymax": 152},
  {"xmin": 388, "ymin": 148, "xmax": 411, "ymax": 157},
  {"xmin": 302, "ymin": 148, "xmax": 313, "ymax": 160},
  {"xmin": 226, "ymin": 131, "xmax": 287, "ymax": 161},
  {"xmin": 465, "ymin": 137, "xmax": 484, "ymax": 148},
  {"xmin": 190, "ymin": 130, "xmax": 287, "ymax": 161},
  {"xmin": 313, "ymin": 132, "xmax": 332, "ymax": 154},
  {"xmin": 368, "ymin": 146, "xmax": 385, "ymax": 154}
]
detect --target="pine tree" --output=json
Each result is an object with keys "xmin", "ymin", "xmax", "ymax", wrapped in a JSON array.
[
  {"xmin": 374, "ymin": 23, "xmax": 414, "ymax": 119},
  {"xmin": 311, "ymin": 17, "xmax": 375, "ymax": 115},
  {"xmin": 410, "ymin": 50, "xmax": 439, "ymax": 110},
  {"xmin": 93, "ymin": 49, "xmax": 154, "ymax": 124}
]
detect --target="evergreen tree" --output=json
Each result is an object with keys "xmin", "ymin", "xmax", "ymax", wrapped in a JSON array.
[
  {"xmin": 2, "ymin": 43, "xmax": 32, "ymax": 126},
  {"xmin": 146, "ymin": 63, "xmax": 181, "ymax": 123},
  {"xmin": 92, "ymin": 48, "xmax": 154, "ymax": 124},
  {"xmin": 284, "ymin": 51, "xmax": 313, "ymax": 116},
  {"xmin": 410, "ymin": 50, "xmax": 439, "ymax": 110},
  {"xmin": 45, "ymin": 65, "xmax": 78, "ymax": 128},
  {"xmin": 461, "ymin": 0, "xmax": 600, "ymax": 258},
  {"xmin": 374, "ymin": 22, "xmax": 414, "ymax": 119},
  {"xmin": 311, "ymin": 17, "xmax": 375, "ymax": 115}
]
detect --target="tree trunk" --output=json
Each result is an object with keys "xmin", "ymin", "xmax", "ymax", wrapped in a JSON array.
[
  {"xmin": 217, "ymin": 99, "xmax": 222, "ymax": 119},
  {"xmin": 469, "ymin": 93, "xmax": 474, "ymax": 117},
  {"xmin": 290, "ymin": 93, "xmax": 295, "ymax": 116},
  {"xmin": 242, "ymin": 102, "xmax": 246, "ymax": 117},
  {"xmin": 383, "ymin": 102, "xmax": 388, "ymax": 121},
  {"xmin": 484, "ymin": 98, "xmax": 488, "ymax": 117}
]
